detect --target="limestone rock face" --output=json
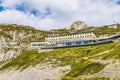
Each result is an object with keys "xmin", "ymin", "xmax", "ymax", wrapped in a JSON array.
[
  {"xmin": 65, "ymin": 21, "xmax": 88, "ymax": 31},
  {"xmin": 0, "ymin": 24, "xmax": 48, "ymax": 61}
]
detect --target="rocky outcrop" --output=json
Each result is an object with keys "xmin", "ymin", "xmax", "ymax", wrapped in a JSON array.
[
  {"xmin": 65, "ymin": 21, "xmax": 88, "ymax": 31},
  {"xmin": 0, "ymin": 24, "xmax": 49, "ymax": 61},
  {"xmin": 0, "ymin": 49, "xmax": 21, "ymax": 61},
  {"xmin": 0, "ymin": 63, "xmax": 71, "ymax": 80},
  {"xmin": 93, "ymin": 62, "xmax": 120, "ymax": 80}
]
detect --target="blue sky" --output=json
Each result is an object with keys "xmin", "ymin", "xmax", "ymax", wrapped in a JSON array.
[{"xmin": 0, "ymin": 0, "xmax": 120, "ymax": 30}]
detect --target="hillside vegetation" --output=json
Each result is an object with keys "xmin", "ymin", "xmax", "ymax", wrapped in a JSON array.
[
  {"xmin": 1, "ymin": 41, "xmax": 120, "ymax": 80},
  {"xmin": 77, "ymin": 24, "xmax": 120, "ymax": 36},
  {"xmin": 0, "ymin": 24, "xmax": 51, "ymax": 61},
  {"xmin": 0, "ymin": 24, "xmax": 50, "ymax": 42},
  {"xmin": 0, "ymin": 24, "xmax": 120, "ymax": 42},
  {"xmin": 56, "ymin": 24, "xmax": 120, "ymax": 37}
]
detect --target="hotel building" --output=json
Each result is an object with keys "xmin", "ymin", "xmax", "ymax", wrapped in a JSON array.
[{"xmin": 45, "ymin": 32, "xmax": 96, "ymax": 44}]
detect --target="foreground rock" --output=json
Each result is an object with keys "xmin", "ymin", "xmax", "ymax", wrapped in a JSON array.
[
  {"xmin": 0, "ymin": 63, "xmax": 71, "ymax": 80},
  {"xmin": 93, "ymin": 62, "xmax": 120, "ymax": 80}
]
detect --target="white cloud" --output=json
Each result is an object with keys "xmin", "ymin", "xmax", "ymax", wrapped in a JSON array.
[
  {"xmin": 0, "ymin": 0, "xmax": 120, "ymax": 30},
  {"xmin": 0, "ymin": 9, "xmax": 57, "ymax": 30}
]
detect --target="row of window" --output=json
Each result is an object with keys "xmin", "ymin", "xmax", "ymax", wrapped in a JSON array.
[
  {"xmin": 46, "ymin": 38, "xmax": 94, "ymax": 43},
  {"xmin": 46, "ymin": 35, "xmax": 95, "ymax": 40},
  {"xmin": 32, "ymin": 43, "xmax": 48, "ymax": 46},
  {"xmin": 47, "ymin": 33, "xmax": 94, "ymax": 38},
  {"xmin": 46, "ymin": 37, "xmax": 95, "ymax": 42},
  {"xmin": 56, "ymin": 40, "xmax": 90, "ymax": 47}
]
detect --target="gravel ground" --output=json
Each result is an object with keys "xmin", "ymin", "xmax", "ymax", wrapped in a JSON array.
[{"xmin": 0, "ymin": 63, "xmax": 71, "ymax": 80}]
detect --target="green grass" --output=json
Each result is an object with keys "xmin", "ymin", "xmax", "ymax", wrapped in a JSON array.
[
  {"xmin": 77, "ymin": 24, "xmax": 120, "ymax": 37},
  {"xmin": 101, "ymin": 42, "xmax": 120, "ymax": 60},
  {"xmin": 46, "ymin": 24, "xmax": 120, "ymax": 38},
  {"xmin": 0, "ymin": 24, "xmax": 51, "ymax": 42},
  {"xmin": 1, "ymin": 42, "xmax": 120, "ymax": 79},
  {"xmin": 93, "ymin": 25, "xmax": 120, "ymax": 37},
  {"xmin": 66, "ymin": 61, "xmax": 106, "ymax": 77},
  {"xmin": 61, "ymin": 77, "xmax": 109, "ymax": 80}
]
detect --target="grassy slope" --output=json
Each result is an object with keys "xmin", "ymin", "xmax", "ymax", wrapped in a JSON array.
[
  {"xmin": 77, "ymin": 24, "xmax": 120, "ymax": 37},
  {"xmin": 52, "ymin": 24, "xmax": 120, "ymax": 38},
  {"xmin": 0, "ymin": 24, "xmax": 51, "ymax": 41},
  {"xmin": 62, "ymin": 77, "xmax": 109, "ymax": 80},
  {"xmin": 1, "ymin": 42, "xmax": 120, "ymax": 80},
  {"xmin": 1, "ymin": 24, "xmax": 120, "ymax": 41}
]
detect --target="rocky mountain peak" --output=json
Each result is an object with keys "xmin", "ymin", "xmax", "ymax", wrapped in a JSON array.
[{"xmin": 65, "ymin": 21, "xmax": 88, "ymax": 31}]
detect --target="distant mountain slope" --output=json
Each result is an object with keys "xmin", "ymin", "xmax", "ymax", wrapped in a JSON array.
[
  {"xmin": 57, "ymin": 24, "xmax": 120, "ymax": 37},
  {"xmin": 0, "ymin": 24, "xmax": 50, "ymax": 42},
  {"xmin": 0, "ymin": 24, "xmax": 50, "ymax": 61},
  {"xmin": 76, "ymin": 24, "xmax": 120, "ymax": 37}
]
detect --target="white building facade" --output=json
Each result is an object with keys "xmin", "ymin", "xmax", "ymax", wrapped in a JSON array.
[
  {"xmin": 45, "ymin": 32, "xmax": 96, "ymax": 44},
  {"xmin": 108, "ymin": 25, "xmax": 117, "ymax": 29}
]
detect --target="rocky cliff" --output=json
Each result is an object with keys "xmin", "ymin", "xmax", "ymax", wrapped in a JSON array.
[
  {"xmin": 0, "ymin": 24, "xmax": 49, "ymax": 61},
  {"xmin": 65, "ymin": 21, "xmax": 88, "ymax": 31}
]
